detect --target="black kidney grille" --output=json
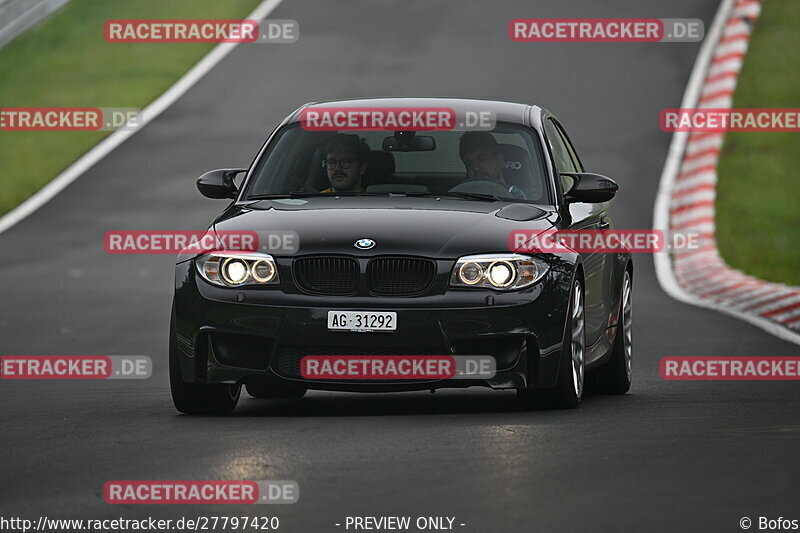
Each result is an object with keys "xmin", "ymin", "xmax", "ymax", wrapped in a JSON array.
[
  {"xmin": 368, "ymin": 257, "xmax": 435, "ymax": 295},
  {"xmin": 294, "ymin": 256, "xmax": 359, "ymax": 294}
]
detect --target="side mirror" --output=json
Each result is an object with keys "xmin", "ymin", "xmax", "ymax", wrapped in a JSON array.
[
  {"xmin": 196, "ymin": 168, "xmax": 246, "ymax": 199},
  {"xmin": 561, "ymin": 172, "xmax": 618, "ymax": 203}
]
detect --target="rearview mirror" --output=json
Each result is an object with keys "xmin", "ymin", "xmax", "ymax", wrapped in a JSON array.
[
  {"xmin": 382, "ymin": 135, "xmax": 436, "ymax": 152},
  {"xmin": 561, "ymin": 172, "xmax": 618, "ymax": 203},
  {"xmin": 196, "ymin": 168, "xmax": 246, "ymax": 199}
]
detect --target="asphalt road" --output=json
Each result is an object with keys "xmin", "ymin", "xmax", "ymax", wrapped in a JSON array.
[{"xmin": 1, "ymin": 1, "xmax": 799, "ymax": 531}]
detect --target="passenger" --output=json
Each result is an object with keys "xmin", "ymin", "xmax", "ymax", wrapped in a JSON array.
[{"xmin": 320, "ymin": 134, "xmax": 369, "ymax": 193}]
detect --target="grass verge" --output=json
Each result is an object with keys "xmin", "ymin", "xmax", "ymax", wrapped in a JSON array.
[
  {"xmin": 716, "ymin": 0, "xmax": 800, "ymax": 286},
  {"xmin": 0, "ymin": 0, "xmax": 261, "ymax": 217}
]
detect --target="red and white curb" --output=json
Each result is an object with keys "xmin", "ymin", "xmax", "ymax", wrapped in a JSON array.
[{"xmin": 654, "ymin": 0, "xmax": 800, "ymax": 345}]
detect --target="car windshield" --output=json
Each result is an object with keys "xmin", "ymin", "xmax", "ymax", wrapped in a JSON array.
[{"xmin": 242, "ymin": 123, "xmax": 552, "ymax": 204}]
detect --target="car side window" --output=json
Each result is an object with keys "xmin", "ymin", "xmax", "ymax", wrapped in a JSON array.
[
  {"xmin": 544, "ymin": 119, "xmax": 577, "ymax": 193},
  {"xmin": 554, "ymin": 121, "xmax": 584, "ymax": 172}
]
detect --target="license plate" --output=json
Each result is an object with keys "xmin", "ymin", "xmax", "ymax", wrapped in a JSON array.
[{"xmin": 327, "ymin": 311, "xmax": 397, "ymax": 332}]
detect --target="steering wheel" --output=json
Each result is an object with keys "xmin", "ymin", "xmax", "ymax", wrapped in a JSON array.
[{"xmin": 448, "ymin": 180, "xmax": 510, "ymax": 197}]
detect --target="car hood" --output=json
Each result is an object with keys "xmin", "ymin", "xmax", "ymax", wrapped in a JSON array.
[{"xmin": 211, "ymin": 197, "xmax": 557, "ymax": 258}]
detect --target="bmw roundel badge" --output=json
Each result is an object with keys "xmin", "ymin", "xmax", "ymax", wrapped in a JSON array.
[{"xmin": 355, "ymin": 238, "xmax": 376, "ymax": 250}]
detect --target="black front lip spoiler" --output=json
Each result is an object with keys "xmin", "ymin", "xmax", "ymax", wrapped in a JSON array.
[{"xmin": 199, "ymin": 338, "xmax": 562, "ymax": 392}]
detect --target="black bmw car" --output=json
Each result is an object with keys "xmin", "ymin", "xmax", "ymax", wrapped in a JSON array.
[{"xmin": 170, "ymin": 98, "xmax": 632, "ymax": 414}]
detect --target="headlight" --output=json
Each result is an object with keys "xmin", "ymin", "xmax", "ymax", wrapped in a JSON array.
[
  {"xmin": 450, "ymin": 254, "xmax": 547, "ymax": 290},
  {"xmin": 196, "ymin": 253, "xmax": 280, "ymax": 287}
]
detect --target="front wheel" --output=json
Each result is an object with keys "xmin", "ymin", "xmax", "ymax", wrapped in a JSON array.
[
  {"xmin": 169, "ymin": 306, "xmax": 240, "ymax": 415},
  {"xmin": 518, "ymin": 276, "xmax": 585, "ymax": 410}
]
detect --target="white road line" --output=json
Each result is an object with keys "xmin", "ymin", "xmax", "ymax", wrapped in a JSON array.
[{"xmin": 0, "ymin": 0, "xmax": 285, "ymax": 236}]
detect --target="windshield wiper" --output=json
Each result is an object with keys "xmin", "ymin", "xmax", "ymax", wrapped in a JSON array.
[
  {"xmin": 247, "ymin": 191, "xmax": 387, "ymax": 200},
  {"xmin": 404, "ymin": 192, "xmax": 501, "ymax": 202},
  {"xmin": 247, "ymin": 191, "xmax": 504, "ymax": 202}
]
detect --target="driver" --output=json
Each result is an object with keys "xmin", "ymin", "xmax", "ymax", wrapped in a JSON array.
[
  {"xmin": 320, "ymin": 134, "xmax": 369, "ymax": 193},
  {"xmin": 458, "ymin": 131, "xmax": 525, "ymax": 199}
]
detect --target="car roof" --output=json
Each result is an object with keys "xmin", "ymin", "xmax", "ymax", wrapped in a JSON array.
[{"xmin": 286, "ymin": 97, "xmax": 544, "ymax": 127}]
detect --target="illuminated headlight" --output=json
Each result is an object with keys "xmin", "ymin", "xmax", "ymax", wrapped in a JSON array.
[
  {"xmin": 450, "ymin": 254, "xmax": 547, "ymax": 290},
  {"xmin": 196, "ymin": 253, "xmax": 280, "ymax": 287},
  {"xmin": 251, "ymin": 259, "xmax": 276, "ymax": 283},
  {"xmin": 487, "ymin": 261, "xmax": 514, "ymax": 287},
  {"xmin": 457, "ymin": 262, "xmax": 483, "ymax": 285},
  {"xmin": 221, "ymin": 258, "xmax": 249, "ymax": 285}
]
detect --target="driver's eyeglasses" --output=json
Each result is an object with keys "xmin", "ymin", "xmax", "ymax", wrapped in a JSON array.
[{"xmin": 322, "ymin": 158, "xmax": 358, "ymax": 170}]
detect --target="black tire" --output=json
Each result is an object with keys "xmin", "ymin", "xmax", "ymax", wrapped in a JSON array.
[
  {"xmin": 169, "ymin": 306, "xmax": 240, "ymax": 415},
  {"xmin": 245, "ymin": 380, "xmax": 307, "ymax": 399},
  {"xmin": 518, "ymin": 276, "xmax": 585, "ymax": 410},
  {"xmin": 595, "ymin": 269, "xmax": 632, "ymax": 394}
]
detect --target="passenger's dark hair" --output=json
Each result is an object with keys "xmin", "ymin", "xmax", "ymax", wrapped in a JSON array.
[
  {"xmin": 324, "ymin": 134, "xmax": 370, "ymax": 161},
  {"xmin": 458, "ymin": 131, "xmax": 500, "ymax": 158}
]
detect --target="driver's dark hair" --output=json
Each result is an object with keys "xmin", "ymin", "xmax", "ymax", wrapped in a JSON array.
[
  {"xmin": 324, "ymin": 134, "xmax": 370, "ymax": 161},
  {"xmin": 459, "ymin": 131, "xmax": 499, "ymax": 158}
]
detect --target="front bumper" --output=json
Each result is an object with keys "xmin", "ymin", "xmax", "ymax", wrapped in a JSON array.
[{"xmin": 173, "ymin": 258, "xmax": 573, "ymax": 392}]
